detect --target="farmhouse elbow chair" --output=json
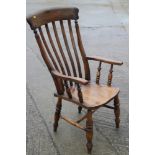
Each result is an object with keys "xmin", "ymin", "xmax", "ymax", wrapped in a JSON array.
[{"xmin": 27, "ymin": 7, "xmax": 123, "ymax": 154}]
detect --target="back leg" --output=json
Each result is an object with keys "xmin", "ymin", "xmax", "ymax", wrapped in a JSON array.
[
  {"xmin": 114, "ymin": 94, "xmax": 120, "ymax": 128},
  {"xmin": 78, "ymin": 106, "xmax": 82, "ymax": 113},
  {"xmin": 53, "ymin": 97, "xmax": 62, "ymax": 132}
]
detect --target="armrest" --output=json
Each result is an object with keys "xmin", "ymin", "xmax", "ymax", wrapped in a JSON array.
[
  {"xmin": 86, "ymin": 56, "xmax": 123, "ymax": 66},
  {"xmin": 51, "ymin": 70, "xmax": 89, "ymax": 85}
]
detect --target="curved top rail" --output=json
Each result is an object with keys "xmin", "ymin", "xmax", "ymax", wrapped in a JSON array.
[{"xmin": 27, "ymin": 7, "xmax": 79, "ymax": 30}]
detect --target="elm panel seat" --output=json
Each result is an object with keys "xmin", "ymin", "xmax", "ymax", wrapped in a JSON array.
[{"xmin": 60, "ymin": 83, "xmax": 120, "ymax": 108}]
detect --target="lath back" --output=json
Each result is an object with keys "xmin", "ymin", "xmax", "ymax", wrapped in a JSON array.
[{"xmin": 27, "ymin": 7, "xmax": 90, "ymax": 94}]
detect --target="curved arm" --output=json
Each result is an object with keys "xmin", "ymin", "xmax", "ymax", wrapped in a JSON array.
[
  {"xmin": 51, "ymin": 70, "xmax": 89, "ymax": 85},
  {"xmin": 86, "ymin": 56, "xmax": 123, "ymax": 66}
]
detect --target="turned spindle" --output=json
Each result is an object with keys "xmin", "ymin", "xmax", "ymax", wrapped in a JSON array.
[
  {"xmin": 107, "ymin": 64, "xmax": 113, "ymax": 86},
  {"xmin": 77, "ymin": 83, "xmax": 83, "ymax": 103},
  {"xmin": 64, "ymin": 81, "xmax": 72, "ymax": 98},
  {"xmin": 96, "ymin": 61, "xmax": 102, "ymax": 84}
]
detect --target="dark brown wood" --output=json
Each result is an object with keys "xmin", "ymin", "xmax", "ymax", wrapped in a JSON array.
[
  {"xmin": 114, "ymin": 94, "xmax": 120, "ymax": 128},
  {"xmin": 103, "ymin": 104, "xmax": 114, "ymax": 109},
  {"xmin": 52, "ymin": 21, "xmax": 72, "ymax": 78},
  {"xmin": 53, "ymin": 97, "xmax": 62, "ymax": 132},
  {"xmin": 60, "ymin": 20, "xmax": 77, "ymax": 77},
  {"xmin": 86, "ymin": 110, "xmax": 93, "ymax": 154},
  {"xmin": 87, "ymin": 56, "xmax": 123, "ymax": 65},
  {"xmin": 27, "ymin": 7, "xmax": 123, "ymax": 154},
  {"xmin": 78, "ymin": 106, "xmax": 82, "ymax": 113},
  {"xmin": 107, "ymin": 64, "xmax": 113, "ymax": 86},
  {"xmin": 77, "ymin": 83, "xmax": 83, "ymax": 103},
  {"xmin": 75, "ymin": 20, "xmax": 90, "ymax": 80},
  {"xmin": 96, "ymin": 61, "xmax": 102, "ymax": 84},
  {"xmin": 34, "ymin": 29, "xmax": 53, "ymax": 72},
  {"xmin": 51, "ymin": 70, "xmax": 88, "ymax": 85},
  {"xmin": 45, "ymin": 24, "xmax": 66, "ymax": 75},
  {"xmin": 38, "ymin": 27, "xmax": 59, "ymax": 71},
  {"xmin": 64, "ymin": 81, "xmax": 72, "ymax": 98},
  {"xmin": 27, "ymin": 7, "xmax": 79, "ymax": 30},
  {"xmin": 52, "ymin": 76, "xmax": 64, "ymax": 95},
  {"xmin": 68, "ymin": 20, "xmax": 82, "ymax": 78}
]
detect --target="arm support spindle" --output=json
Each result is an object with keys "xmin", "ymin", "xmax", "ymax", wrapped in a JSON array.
[
  {"xmin": 96, "ymin": 61, "xmax": 102, "ymax": 84},
  {"xmin": 107, "ymin": 64, "xmax": 113, "ymax": 86},
  {"xmin": 76, "ymin": 83, "xmax": 83, "ymax": 103}
]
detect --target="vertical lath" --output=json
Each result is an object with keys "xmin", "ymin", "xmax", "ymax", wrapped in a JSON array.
[
  {"xmin": 75, "ymin": 20, "xmax": 90, "ymax": 80},
  {"xmin": 45, "ymin": 24, "xmax": 66, "ymax": 75},
  {"xmin": 68, "ymin": 20, "xmax": 83, "ymax": 78},
  {"xmin": 34, "ymin": 29, "xmax": 53, "ymax": 72},
  {"xmin": 60, "ymin": 20, "xmax": 77, "ymax": 77},
  {"xmin": 37, "ymin": 20, "xmax": 90, "ymax": 81},
  {"xmin": 45, "ymin": 23, "xmax": 73, "ymax": 95},
  {"xmin": 27, "ymin": 8, "xmax": 92, "ymax": 96},
  {"xmin": 34, "ymin": 29, "xmax": 64, "ymax": 95},
  {"xmin": 38, "ymin": 27, "xmax": 59, "ymax": 71},
  {"xmin": 34, "ymin": 19, "xmax": 91, "ymax": 91},
  {"xmin": 52, "ymin": 21, "xmax": 72, "ymax": 77}
]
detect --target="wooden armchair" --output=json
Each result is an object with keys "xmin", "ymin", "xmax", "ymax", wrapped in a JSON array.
[{"xmin": 27, "ymin": 7, "xmax": 123, "ymax": 154}]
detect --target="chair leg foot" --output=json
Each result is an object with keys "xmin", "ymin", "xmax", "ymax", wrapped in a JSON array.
[
  {"xmin": 114, "ymin": 94, "xmax": 120, "ymax": 128},
  {"xmin": 78, "ymin": 106, "xmax": 82, "ymax": 113},
  {"xmin": 86, "ymin": 142, "xmax": 93, "ymax": 154},
  {"xmin": 86, "ymin": 110, "xmax": 93, "ymax": 154},
  {"xmin": 53, "ymin": 98, "xmax": 62, "ymax": 132}
]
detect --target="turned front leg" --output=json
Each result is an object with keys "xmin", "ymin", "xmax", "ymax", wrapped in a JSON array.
[
  {"xmin": 86, "ymin": 110, "xmax": 93, "ymax": 154},
  {"xmin": 114, "ymin": 94, "xmax": 120, "ymax": 128},
  {"xmin": 53, "ymin": 97, "xmax": 62, "ymax": 132}
]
